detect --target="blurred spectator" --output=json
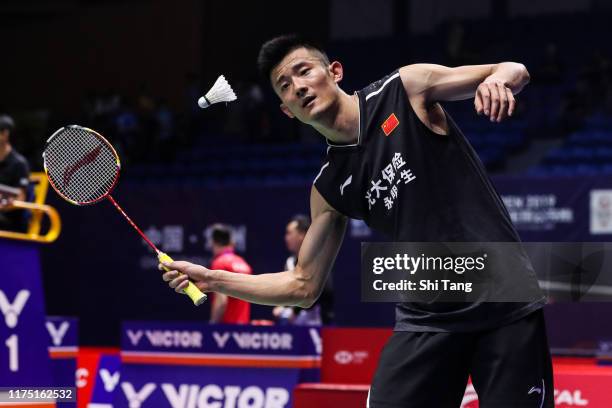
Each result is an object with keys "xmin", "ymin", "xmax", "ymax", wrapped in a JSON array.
[
  {"xmin": 136, "ymin": 84, "xmax": 157, "ymax": 161},
  {"xmin": 535, "ymin": 43, "xmax": 564, "ymax": 85},
  {"xmin": 114, "ymin": 96, "xmax": 141, "ymax": 163},
  {"xmin": 582, "ymin": 50, "xmax": 611, "ymax": 106},
  {"xmin": 136, "ymin": 83, "xmax": 156, "ymax": 114},
  {"xmin": 444, "ymin": 21, "xmax": 480, "ymax": 66},
  {"xmin": 154, "ymin": 98, "xmax": 176, "ymax": 159},
  {"xmin": 94, "ymin": 88, "xmax": 121, "ymax": 118},
  {"xmin": 183, "ymin": 72, "xmax": 204, "ymax": 143},
  {"xmin": 603, "ymin": 73, "xmax": 612, "ymax": 115},
  {"xmin": 273, "ymin": 214, "xmax": 334, "ymax": 325},
  {"xmin": 244, "ymin": 80, "xmax": 267, "ymax": 142},
  {"xmin": 209, "ymin": 224, "xmax": 252, "ymax": 324},
  {"xmin": 222, "ymin": 80, "xmax": 247, "ymax": 137},
  {"xmin": 532, "ymin": 42, "xmax": 566, "ymax": 127},
  {"xmin": 558, "ymin": 50, "xmax": 612, "ymax": 130},
  {"xmin": 0, "ymin": 115, "xmax": 30, "ymax": 232}
]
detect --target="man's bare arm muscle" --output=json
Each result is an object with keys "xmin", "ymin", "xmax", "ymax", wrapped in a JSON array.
[
  {"xmin": 162, "ymin": 186, "xmax": 347, "ymax": 308},
  {"xmin": 399, "ymin": 63, "xmax": 530, "ymax": 122}
]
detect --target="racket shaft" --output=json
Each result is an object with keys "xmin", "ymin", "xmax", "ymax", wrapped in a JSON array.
[
  {"xmin": 107, "ymin": 195, "xmax": 207, "ymax": 306},
  {"xmin": 107, "ymin": 195, "xmax": 160, "ymax": 252}
]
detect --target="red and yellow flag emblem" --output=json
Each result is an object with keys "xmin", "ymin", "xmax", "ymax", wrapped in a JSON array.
[{"xmin": 381, "ymin": 113, "xmax": 399, "ymax": 136}]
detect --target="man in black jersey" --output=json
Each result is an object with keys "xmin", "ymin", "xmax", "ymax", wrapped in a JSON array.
[{"xmin": 162, "ymin": 36, "xmax": 553, "ymax": 407}]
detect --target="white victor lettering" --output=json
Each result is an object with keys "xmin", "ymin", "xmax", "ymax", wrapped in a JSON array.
[
  {"xmin": 212, "ymin": 332, "xmax": 231, "ymax": 348},
  {"xmin": 100, "ymin": 368, "xmax": 120, "ymax": 392},
  {"xmin": 46, "ymin": 321, "xmax": 70, "ymax": 346},
  {"xmin": 127, "ymin": 330, "xmax": 144, "ymax": 346},
  {"xmin": 158, "ymin": 384, "xmax": 289, "ymax": 408},
  {"xmin": 144, "ymin": 330, "xmax": 202, "ymax": 348},
  {"xmin": 121, "ymin": 382, "xmax": 156, "ymax": 408},
  {"xmin": 0, "ymin": 290, "xmax": 30, "ymax": 328},
  {"xmin": 231, "ymin": 332, "xmax": 292, "ymax": 350}
]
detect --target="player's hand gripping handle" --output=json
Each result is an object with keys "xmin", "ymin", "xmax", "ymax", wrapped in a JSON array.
[{"xmin": 158, "ymin": 252, "xmax": 208, "ymax": 306}]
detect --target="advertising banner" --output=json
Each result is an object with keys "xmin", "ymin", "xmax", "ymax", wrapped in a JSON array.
[
  {"xmin": 115, "ymin": 322, "xmax": 322, "ymax": 408},
  {"xmin": 0, "ymin": 240, "xmax": 53, "ymax": 387},
  {"xmin": 46, "ymin": 316, "xmax": 78, "ymax": 408}
]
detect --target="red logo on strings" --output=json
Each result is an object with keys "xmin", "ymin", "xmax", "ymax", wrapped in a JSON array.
[{"xmin": 63, "ymin": 145, "xmax": 103, "ymax": 188}]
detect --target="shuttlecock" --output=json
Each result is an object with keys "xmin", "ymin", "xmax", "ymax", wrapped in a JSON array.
[{"xmin": 198, "ymin": 75, "xmax": 237, "ymax": 109}]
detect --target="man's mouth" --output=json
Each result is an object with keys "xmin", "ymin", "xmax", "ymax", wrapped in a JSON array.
[{"xmin": 302, "ymin": 95, "xmax": 316, "ymax": 108}]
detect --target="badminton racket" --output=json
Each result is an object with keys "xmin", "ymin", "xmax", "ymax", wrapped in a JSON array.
[{"xmin": 42, "ymin": 125, "xmax": 207, "ymax": 306}]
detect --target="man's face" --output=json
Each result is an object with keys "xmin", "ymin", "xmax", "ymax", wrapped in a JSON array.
[
  {"xmin": 271, "ymin": 47, "xmax": 343, "ymax": 124},
  {"xmin": 0, "ymin": 130, "xmax": 8, "ymax": 144},
  {"xmin": 285, "ymin": 221, "xmax": 305, "ymax": 254}
]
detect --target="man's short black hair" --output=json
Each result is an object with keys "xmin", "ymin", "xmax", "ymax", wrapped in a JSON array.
[
  {"xmin": 289, "ymin": 214, "xmax": 311, "ymax": 234},
  {"xmin": 257, "ymin": 34, "xmax": 330, "ymax": 81},
  {"xmin": 211, "ymin": 224, "xmax": 233, "ymax": 246},
  {"xmin": 0, "ymin": 115, "xmax": 15, "ymax": 133}
]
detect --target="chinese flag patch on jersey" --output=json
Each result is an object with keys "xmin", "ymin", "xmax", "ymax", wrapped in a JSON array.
[{"xmin": 381, "ymin": 113, "xmax": 399, "ymax": 136}]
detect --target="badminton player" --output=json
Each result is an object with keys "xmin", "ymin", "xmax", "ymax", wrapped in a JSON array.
[{"xmin": 163, "ymin": 35, "xmax": 553, "ymax": 407}]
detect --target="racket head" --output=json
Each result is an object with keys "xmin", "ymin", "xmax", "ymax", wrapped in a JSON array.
[{"xmin": 43, "ymin": 125, "xmax": 121, "ymax": 206}]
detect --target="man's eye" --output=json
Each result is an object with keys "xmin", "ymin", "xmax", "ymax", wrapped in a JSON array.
[
  {"xmin": 301, "ymin": 69, "xmax": 310, "ymax": 76},
  {"xmin": 280, "ymin": 83, "xmax": 289, "ymax": 91}
]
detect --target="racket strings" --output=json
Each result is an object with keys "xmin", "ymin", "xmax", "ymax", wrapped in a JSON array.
[{"xmin": 44, "ymin": 127, "xmax": 119, "ymax": 203}]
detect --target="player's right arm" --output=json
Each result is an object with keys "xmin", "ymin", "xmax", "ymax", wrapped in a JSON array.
[{"xmin": 162, "ymin": 186, "xmax": 347, "ymax": 308}]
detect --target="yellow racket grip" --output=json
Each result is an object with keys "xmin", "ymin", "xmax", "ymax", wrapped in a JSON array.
[{"xmin": 158, "ymin": 252, "xmax": 208, "ymax": 306}]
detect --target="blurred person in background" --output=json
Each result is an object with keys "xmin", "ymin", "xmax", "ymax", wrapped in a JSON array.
[
  {"xmin": 208, "ymin": 224, "xmax": 252, "ymax": 324},
  {"xmin": 151, "ymin": 98, "xmax": 176, "ymax": 161},
  {"xmin": 273, "ymin": 214, "xmax": 334, "ymax": 325},
  {"xmin": 0, "ymin": 115, "xmax": 30, "ymax": 232}
]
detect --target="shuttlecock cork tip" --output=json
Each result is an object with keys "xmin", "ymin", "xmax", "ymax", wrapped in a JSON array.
[{"xmin": 198, "ymin": 74, "xmax": 237, "ymax": 109}]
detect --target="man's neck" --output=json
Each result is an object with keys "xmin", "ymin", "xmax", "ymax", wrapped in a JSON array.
[
  {"xmin": 312, "ymin": 92, "xmax": 360, "ymax": 145},
  {"xmin": 0, "ymin": 144, "xmax": 11, "ymax": 162},
  {"xmin": 213, "ymin": 246, "xmax": 234, "ymax": 257}
]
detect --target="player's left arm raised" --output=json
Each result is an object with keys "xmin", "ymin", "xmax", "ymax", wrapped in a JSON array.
[{"xmin": 399, "ymin": 62, "xmax": 530, "ymax": 123}]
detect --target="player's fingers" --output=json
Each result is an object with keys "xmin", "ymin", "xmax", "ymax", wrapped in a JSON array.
[
  {"xmin": 507, "ymin": 88, "xmax": 516, "ymax": 117},
  {"xmin": 184, "ymin": 265, "xmax": 211, "ymax": 281},
  {"xmin": 489, "ymin": 84, "xmax": 500, "ymax": 122},
  {"xmin": 496, "ymin": 83, "xmax": 508, "ymax": 122},
  {"xmin": 480, "ymin": 85, "xmax": 491, "ymax": 116},
  {"xmin": 162, "ymin": 271, "xmax": 179, "ymax": 282},
  {"xmin": 169, "ymin": 274, "xmax": 188, "ymax": 289},
  {"xmin": 474, "ymin": 91, "xmax": 483, "ymax": 115},
  {"xmin": 175, "ymin": 280, "xmax": 189, "ymax": 293}
]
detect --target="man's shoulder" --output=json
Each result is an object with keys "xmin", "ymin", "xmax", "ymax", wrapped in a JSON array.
[
  {"xmin": 359, "ymin": 70, "xmax": 402, "ymax": 101},
  {"xmin": 8, "ymin": 150, "xmax": 29, "ymax": 171},
  {"xmin": 214, "ymin": 253, "xmax": 251, "ymax": 274}
]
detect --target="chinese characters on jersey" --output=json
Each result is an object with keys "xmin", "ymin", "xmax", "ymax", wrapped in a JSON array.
[{"xmin": 366, "ymin": 152, "xmax": 416, "ymax": 211}]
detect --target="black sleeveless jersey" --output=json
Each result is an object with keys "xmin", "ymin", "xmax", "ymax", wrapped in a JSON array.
[{"xmin": 313, "ymin": 71, "xmax": 545, "ymax": 332}]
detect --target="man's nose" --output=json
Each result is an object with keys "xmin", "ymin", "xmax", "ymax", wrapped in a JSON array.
[{"xmin": 294, "ymin": 79, "xmax": 307, "ymax": 98}]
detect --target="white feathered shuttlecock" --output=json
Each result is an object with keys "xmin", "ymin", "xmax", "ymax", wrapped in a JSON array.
[{"xmin": 198, "ymin": 75, "xmax": 237, "ymax": 109}]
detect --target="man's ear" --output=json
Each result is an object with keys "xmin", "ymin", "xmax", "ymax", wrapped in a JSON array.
[
  {"xmin": 329, "ymin": 61, "xmax": 344, "ymax": 83},
  {"xmin": 280, "ymin": 103, "xmax": 295, "ymax": 119}
]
